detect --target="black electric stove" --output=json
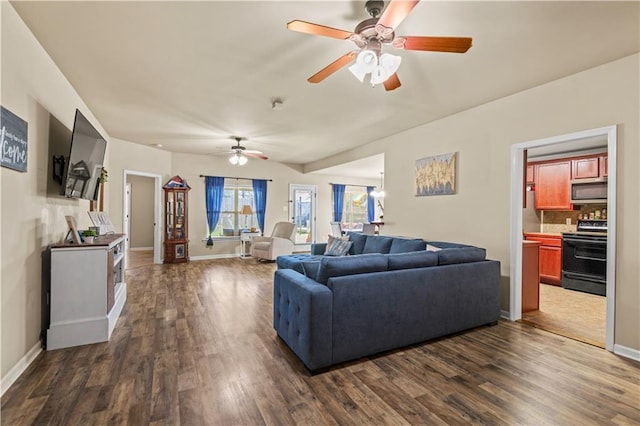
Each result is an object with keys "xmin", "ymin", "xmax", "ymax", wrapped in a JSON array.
[{"xmin": 561, "ymin": 220, "xmax": 607, "ymax": 296}]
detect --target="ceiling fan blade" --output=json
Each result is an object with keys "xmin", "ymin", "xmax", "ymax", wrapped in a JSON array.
[
  {"xmin": 287, "ymin": 20, "xmax": 353, "ymax": 40},
  {"xmin": 244, "ymin": 152, "xmax": 269, "ymax": 160},
  {"xmin": 308, "ymin": 51, "xmax": 357, "ymax": 83},
  {"xmin": 244, "ymin": 149, "xmax": 264, "ymax": 155},
  {"xmin": 383, "ymin": 73, "xmax": 401, "ymax": 91},
  {"xmin": 395, "ymin": 36, "xmax": 473, "ymax": 53},
  {"xmin": 375, "ymin": 0, "xmax": 420, "ymax": 36}
]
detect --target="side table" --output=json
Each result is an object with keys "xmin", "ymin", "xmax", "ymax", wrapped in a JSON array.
[{"xmin": 240, "ymin": 232, "xmax": 261, "ymax": 259}]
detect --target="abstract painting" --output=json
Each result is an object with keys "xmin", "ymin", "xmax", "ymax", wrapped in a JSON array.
[{"xmin": 415, "ymin": 152, "xmax": 457, "ymax": 196}]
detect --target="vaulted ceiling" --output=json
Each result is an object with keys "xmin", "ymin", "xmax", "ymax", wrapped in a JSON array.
[{"xmin": 11, "ymin": 1, "xmax": 639, "ymax": 178}]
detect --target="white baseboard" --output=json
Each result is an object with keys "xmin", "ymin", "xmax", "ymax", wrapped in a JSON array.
[
  {"xmin": 190, "ymin": 253, "xmax": 239, "ymax": 261},
  {"xmin": 128, "ymin": 246, "xmax": 153, "ymax": 251},
  {"xmin": 614, "ymin": 344, "xmax": 640, "ymax": 362},
  {"xmin": 500, "ymin": 310, "xmax": 511, "ymax": 319},
  {"xmin": 1, "ymin": 341, "xmax": 42, "ymax": 397}
]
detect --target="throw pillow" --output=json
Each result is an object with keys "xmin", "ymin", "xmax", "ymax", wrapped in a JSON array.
[{"xmin": 324, "ymin": 235, "xmax": 352, "ymax": 256}]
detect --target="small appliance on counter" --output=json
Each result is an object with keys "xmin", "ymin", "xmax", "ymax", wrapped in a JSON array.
[{"xmin": 561, "ymin": 219, "xmax": 607, "ymax": 296}]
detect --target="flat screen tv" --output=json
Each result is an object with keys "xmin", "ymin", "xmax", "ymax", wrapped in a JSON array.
[{"xmin": 61, "ymin": 109, "xmax": 107, "ymax": 200}]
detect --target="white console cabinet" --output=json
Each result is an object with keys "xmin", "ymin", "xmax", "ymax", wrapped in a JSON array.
[{"xmin": 47, "ymin": 234, "xmax": 127, "ymax": 350}]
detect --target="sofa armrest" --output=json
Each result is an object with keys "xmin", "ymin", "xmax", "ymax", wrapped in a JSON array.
[
  {"xmin": 274, "ymin": 269, "xmax": 333, "ymax": 371},
  {"xmin": 310, "ymin": 243, "xmax": 327, "ymax": 255}
]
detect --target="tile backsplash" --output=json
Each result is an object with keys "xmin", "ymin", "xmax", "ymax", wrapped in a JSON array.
[{"xmin": 541, "ymin": 204, "xmax": 607, "ymax": 234}]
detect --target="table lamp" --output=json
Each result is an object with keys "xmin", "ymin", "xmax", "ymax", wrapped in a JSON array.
[{"xmin": 240, "ymin": 204, "xmax": 253, "ymax": 230}]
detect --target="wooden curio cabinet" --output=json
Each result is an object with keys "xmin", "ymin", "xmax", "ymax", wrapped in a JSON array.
[{"xmin": 163, "ymin": 176, "xmax": 190, "ymax": 263}]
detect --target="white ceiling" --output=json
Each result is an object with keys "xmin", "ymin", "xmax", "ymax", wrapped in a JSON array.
[{"xmin": 10, "ymin": 1, "xmax": 639, "ymax": 179}]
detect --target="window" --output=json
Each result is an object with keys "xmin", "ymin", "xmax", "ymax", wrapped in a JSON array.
[
  {"xmin": 209, "ymin": 181, "xmax": 257, "ymax": 237},
  {"xmin": 341, "ymin": 186, "xmax": 368, "ymax": 232}
]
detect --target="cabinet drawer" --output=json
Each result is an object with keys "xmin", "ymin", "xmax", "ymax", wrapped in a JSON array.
[{"xmin": 524, "ymin": 235, "xmax": 562, "ymax": 247}]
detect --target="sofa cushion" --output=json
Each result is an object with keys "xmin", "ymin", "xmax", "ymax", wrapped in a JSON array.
[
  {"xmin": 301, "ymin": 261, "xmax": 321, "ymax": 280},
  {"xmin": 387, "ymin": 251, "xmax": 438, "ymax": 270},
  {"xmin": 276, "ymin": 254, "xmax": 323, "ymax": 273},
  {"xmin": 324, "ymin": 235, "xmax": 352, "ymax": 256},
  {"xmin": 437, "ymin": 247, "xmax": 487, "ymax": 265},
  {"xmin": 389, "ymin": 238, "xmax": 427, "ymax": 254},
  {"xmin": 363, "ymin": 236, "xmax": 393, "ymax": 254},
  {"xmin": 316, "ymin": 254, "xmax": 388, "ymax": 285},
  {"xmin": 426, "ymin": 244, "xmax": 442, "ymax": 252},
  {"xmin": 347, "ymin": 232, "xmax": 367, "ymax": 255}
]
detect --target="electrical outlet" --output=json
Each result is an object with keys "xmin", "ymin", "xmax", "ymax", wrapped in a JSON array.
[{"xmin": 566, "ymin": 218, "xmax": 572, "ymax": 225}]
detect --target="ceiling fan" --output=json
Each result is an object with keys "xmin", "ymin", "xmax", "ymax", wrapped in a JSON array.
[
  {"xmin": 287, "ymin": 0, "xmax": 472, "ymax": 91},
  {"xmin": 226, "ymin": 136, "xmax": 268, "ymax": 166}
]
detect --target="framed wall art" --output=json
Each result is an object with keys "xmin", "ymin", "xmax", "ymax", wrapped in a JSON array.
[
  {"xmin": 1, "ymin": 106, "xmax": 28, "ymax": 172},
  {"xmin": 415, "ymin": 152, "xmax": 457, "ymax": 196}
]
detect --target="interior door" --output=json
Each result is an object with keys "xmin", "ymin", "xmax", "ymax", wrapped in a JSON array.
[{"xmin": 289, "ymin": 184, "xmax": 317, "ymax": 247}]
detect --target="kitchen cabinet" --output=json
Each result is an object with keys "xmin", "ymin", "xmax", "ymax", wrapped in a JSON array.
[
  {"xmin": 534, "ymin": 160, "xmax": 573, "ymax": 210},
  {"xmin": 524, "ymin": 233, "xmax": 562, "ymax": 286},
  {"xmin": 522, "ymin": 240, "xmax": 541, "ymax": 312},
  {"xmin": 526, "ymin": 165, "xmax": 535, "ymax": 184},
  {"xmin": 572, "ymin": 157, "xmax": 599, "ymax": 179},
  {"xmin": 600, "ymin": 155, "xmax": 608, "ymax": 177},
  {"xmin": 571, "ymin": 154, "xmax": 608, "ymax": 179}
]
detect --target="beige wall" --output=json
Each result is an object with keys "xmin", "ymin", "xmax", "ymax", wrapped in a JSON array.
[
  {"xmin": 0, "ymin": 3, "xmax": 112, "ymax": 378},
  {"xmin": 127, "ymin": 175, "xmax": 155, "ymax": 248},
  {"xmin": 170, "ymin": 153, "xmax": 376, "ymax": 258},
  {"xmin": 317, "ymin": 54, "xmax": 640, "ymax": 351}
]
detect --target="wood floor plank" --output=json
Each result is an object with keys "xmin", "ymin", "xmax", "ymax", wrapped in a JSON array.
[{"xmin": 2, "ymin": 258, "xmax": 639, "ymax": 425}]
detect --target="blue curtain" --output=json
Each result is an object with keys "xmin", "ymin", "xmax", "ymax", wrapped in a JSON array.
[
  {"xmin": 252, "ymin": 179, "xmax": 267, "ymax": 235},
  {"xmin": 366, "ymin": 186, "xmax": 375, "ymax": 223},
  {"xmin": 205, "ymin": 176, "xmax": 225, "ymax": 246},
  {"xmin": 332, "ymin": 184, "xmax": 346, "ymax": 222}
]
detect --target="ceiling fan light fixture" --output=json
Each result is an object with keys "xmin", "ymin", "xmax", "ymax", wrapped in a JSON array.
[
  {"xmin": 229, "ymin": 151, "xmax": 248, "ymax": 166},
  {"xmin": 379, "ymin": 53, "xmax": 402, "ymax": 75}
]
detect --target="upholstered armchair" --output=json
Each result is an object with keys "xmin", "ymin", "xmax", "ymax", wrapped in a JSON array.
[{"xmin": 250, "ymin": 221, "xmax": 296, "ymax": 261}]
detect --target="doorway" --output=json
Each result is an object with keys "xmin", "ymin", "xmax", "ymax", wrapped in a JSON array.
[
  {"xmin": 122, "ymin": 170, "xmax": 163, "ymax": 265},
  {"xmin": 509, "ymin": 125, "xmax": 617, "ymax": 351},
  {"xmin": 289, "ymin": 184, "xmax": 317, "ymax": 250}
]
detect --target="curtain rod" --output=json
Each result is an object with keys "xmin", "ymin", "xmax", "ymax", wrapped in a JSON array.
[
  {"xmin": 200, "ymin": 174, "xmax": 272, "ymax": 182},
  {"xmin": 329, "ymin": 183, "xmax": 375, "ymax": 188}
]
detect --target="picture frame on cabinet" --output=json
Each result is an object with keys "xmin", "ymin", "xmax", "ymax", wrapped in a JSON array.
[
  {"xmin": 175, "ymin": 244, "xmax": 185, "ymax": 259},
  {"xmin": 64, "ymin": 215, "xmax": 82, "ymax": 244}
]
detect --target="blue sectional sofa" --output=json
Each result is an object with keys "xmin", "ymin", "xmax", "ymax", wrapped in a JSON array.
[{"xmin": 274, "ymin": 235, "xmax": 501, "ymax": 371}]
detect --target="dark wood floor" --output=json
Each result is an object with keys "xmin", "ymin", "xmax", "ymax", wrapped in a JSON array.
[{"xmin": 2, "ymin": 259, "xmax": 639, "ymax": 425}]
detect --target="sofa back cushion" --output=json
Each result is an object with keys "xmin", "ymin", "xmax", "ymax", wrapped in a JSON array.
[
  {"xmin": 389, "ymin": 238, "xmax": 427, "ymax": 254},
  {"xmin": 363, "ymin": 236, "xmax": 393, "ymax": 254},
  {"xmin": 347, "ymin": 232, "xmax": 368, "ymax": 255},
  {"xmin": 437, "ymin": 247, "xmax": 487, "ymax": 265},
  {"xmin": 428, "ymin": 241, "xmax": 474, "ymax": 250},
  {"xmin": 301, "ymin": 261, "xmax": 321, "ymax": 280},
  {"xmin": 387, "ymin": 251, "xmax": 438, "ymax": 270},
  {"xmin": 316, "ymin": 254, "xmax": 388, "ymax": 285}
]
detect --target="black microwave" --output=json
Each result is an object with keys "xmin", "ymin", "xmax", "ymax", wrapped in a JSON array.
[{"xmin": 570, "ymin": 178, "xmax": 607, "ymax": 204}]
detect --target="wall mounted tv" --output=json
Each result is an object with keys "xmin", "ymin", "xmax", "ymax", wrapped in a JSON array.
[{"xmin": 61, "ymin": 109, "xmax": 107, "ymax": 200}]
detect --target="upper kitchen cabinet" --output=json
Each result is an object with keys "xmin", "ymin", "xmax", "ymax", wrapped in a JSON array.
[
  {"xmin": 526, "ymin": 165, "xmax": 535, "ymax": 184},
  {"xmin": 572, "ymin": 154, "xmax": 608, "ymax": 179},
  {"xmin": 534, "ymin": 160, "xmax": 573, "ymax": 210},
  {"xmin": 599, "ymin": 155, "xmax": 608, "ymax": 177}
]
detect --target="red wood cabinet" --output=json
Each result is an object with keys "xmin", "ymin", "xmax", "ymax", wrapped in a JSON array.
[
  {"xmin": 524, "ymin": 233, "xmax": 562, "ymax": 286},
  {"xmin": 522, "ymin": 241, "xmax": 541, "ymax": 312},
  {"xmin": 534, "ymin": 160, "xmax": 572, "ymax": 210},
  {"xmin": 526, "ymin": 165, "xmax": 535, "ymax": 184},
  {"xmin": 600, "ymin": 155, "xmax": 608, "ymax": 177},
  {"xmin": 572, "ymin": 157, "xmax": 599, "ymax": 179}
]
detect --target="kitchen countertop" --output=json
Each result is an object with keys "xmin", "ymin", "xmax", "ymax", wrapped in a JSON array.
[{"xmin": 523, "ymin": 232, "xmax": 563, "ymax": 238}]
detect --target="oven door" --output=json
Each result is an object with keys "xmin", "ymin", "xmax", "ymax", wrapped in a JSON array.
[{"xmin": 562, "ymin": 234, "xmax": 607, "ymax": 295}]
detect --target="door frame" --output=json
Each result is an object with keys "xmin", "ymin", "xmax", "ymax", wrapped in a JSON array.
[
  {"xmin": 122, "ymin": 170, "xmax": 163, "ymax": 264},
  {"xmin": 509, "ymin": 125, "xmax": 617, "ymax": 351},
  {"xmin": 124, "ymin": 182, "xmax": 131, "ymax": 251},
  {"xmin": 289, "ymin": 184, "xmax": 317, "ymax": 249}
]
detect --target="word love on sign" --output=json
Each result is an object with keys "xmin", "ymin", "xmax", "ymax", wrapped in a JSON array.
[{"xmin": 1, "ymin": 106, "xmax": 28, "ymax": 172}]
